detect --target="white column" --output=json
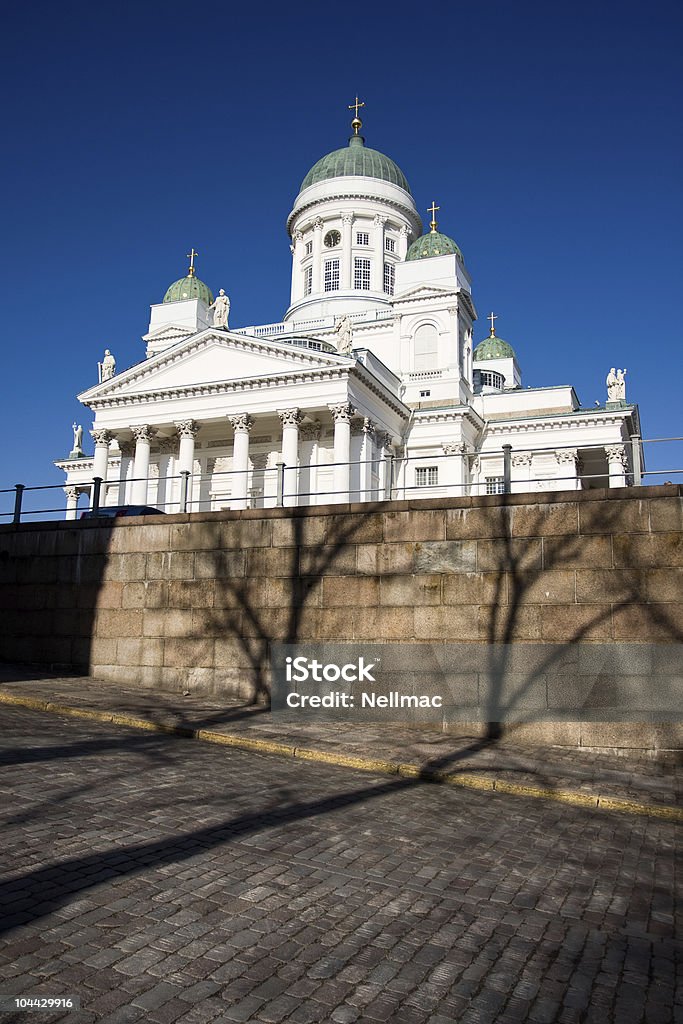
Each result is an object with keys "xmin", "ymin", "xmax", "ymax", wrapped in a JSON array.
[
  {"xmin": 606, "ymin": 445, "xmax": 627, "ymax": 487},
  {"xmin": 442, "ymin": 443, "xmax": 469, "ymax": 498},
  {"xmin": 377, "ymin": 431, "xmax": 393, "ymax": 499},
  {"xmin": 360, "ymin": 418, "xmax": 375, "ymax": 501},
  {"xmin": 229, "ymin": 413, "xmax": 253, "ymax": 510},
  {"xmin": 341, "ymin": 212, "xmax": 353, "ymax": 289},
  {"xmin": 156, "ymin": 437, "xmax": 176, "ymax": 512},
  {"xmin": 398, "ymin": 224, "xmax": 410, "ymax": 261},
  {"xmin": 130, "ymin": 424, "xmax": 156, "ymax": 505},
  {"xmin": 511, "ymin": 452, "xmax": 533, "ymax": 494},
  {"xmin": 312, "ymin": 217, "xmax": 324, "ymax": 294},
  {"xmin": 279, "ymin": 408, "xmax": 302, "ymax": 507},
  {"xmin": 330, "ymin": 403, "xmax": 355, "ymax": 503},
  {"xmin": 556, "ymin": 449, "xmax": 580, "ymax": 491},
  {"xmin": 291, "ymin": 230, "xmax": 304, "ymax": 304},
  {"xmin": 175, "ymin": 419, "xmax": 198, "ymax": 475},
  {"xmin": 91, "ymin": 429, "xmax": 112, "ymax": 484},
  {"xmin": 64, "ymin": 486, "xmax": 81, "ymax": 521},
  {"xmin": 372, "ymin": 214, "xmax": 386, "ymax": 292}
]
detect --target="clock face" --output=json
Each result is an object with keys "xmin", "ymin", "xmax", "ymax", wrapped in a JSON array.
[{"xmin": 324, "ymin": 230, "xmax": 341, "ymax": 248}]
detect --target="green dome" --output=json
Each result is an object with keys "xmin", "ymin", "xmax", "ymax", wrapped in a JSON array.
[
  {"xmin": 473, "ymin": 333, "xmax": 516, "ymax": 360},
  {"xmin": 300, "ymin": 134, "xmax": 412, "ymax": 194},
  {"xmin": 163, "ymin": 275, "xmax": 214, "ymax": 305},
  {"xmin": 406, "ymin": 230, "xmax": 463, "ymax": 261}
]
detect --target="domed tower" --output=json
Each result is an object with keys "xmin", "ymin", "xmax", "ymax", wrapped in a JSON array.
[
  {"xmin": 285, "ymin": 100, "xmax": 422, "ymax": 323},
  {"xmin": 473, "ymin": 313, "xmax": 521, "ymax": 391}
]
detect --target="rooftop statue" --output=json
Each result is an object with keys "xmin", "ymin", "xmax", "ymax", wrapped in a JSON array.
[
  {"xmin": 99, "ymin": 349, "xmax": 116, "ymax": 382},
  {"xmin": 335, "ymin": 314, "xmax": 353, "ymax": 355},
  {"xmin": 70, "ymin": 422, "xmax": 84, "ymax": 457},
  {"xmin": 606, "ymin": 367, "xmax": 627, "ymax": 402},
  {"xmin": 210, "ymin": 289, "xmax": 230, "ymax": 329}
]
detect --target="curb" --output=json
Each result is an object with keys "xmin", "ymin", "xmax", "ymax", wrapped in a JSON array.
[{"xmin": 1, "ymin": 691, "xmax": 681, "ymax": 823}]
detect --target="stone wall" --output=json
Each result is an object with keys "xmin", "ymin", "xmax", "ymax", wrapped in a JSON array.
[{"xmin": 0, "ymin": 485, "xmax": 681, "ymax": 753}]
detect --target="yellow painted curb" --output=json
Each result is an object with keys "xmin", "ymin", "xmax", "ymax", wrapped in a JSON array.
[{"xmin": 1, "ymin": 690, "xmax": 681, "ymax": 822}]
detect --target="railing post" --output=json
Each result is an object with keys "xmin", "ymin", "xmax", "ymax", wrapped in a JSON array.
[
  {"xmin": 502, "ymin": 445, "xmax": 512, "ymax": 494},
  {"xmin": 12, "ymin": 484, "xmax": 25, "ymax": 525},
  {"xmin": 91, "ymin": 476, "xmax": 102, "ymax": 514},
  {"xmin": 179, "ymin": 470, "xmax": 190, "ymax": 513},
  {"xmin": 276, "ymin": 462, "xmax": 285, "ymax": 507},
  {"xmin": 630, "ymin": 433, "xmax": 642, "ymax": 486}
]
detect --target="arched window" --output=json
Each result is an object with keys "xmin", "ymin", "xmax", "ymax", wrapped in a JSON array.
[{"xmin": 414, "ymin": 324, "xmax": 438, "ymax": 371}]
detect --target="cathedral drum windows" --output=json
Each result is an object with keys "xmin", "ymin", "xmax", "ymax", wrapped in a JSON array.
[
  {"xmin": 356, "ymin": 231, "xmax": 370, "ymax": 246},
  {"xmin": 385, "ymin": 236, "xmax": 396, "ymax": 253},
  {"xmin": 383, "ymin": 262, "xmax": 395, "ymax": 295},
  {"xmin": 305, "ymin": 240, "xmax": 313, "ymax": 256},
  {"xmin": 324, "ymin": 258, "xmax": 340, "ymax": 292},
  {"xmin": 303, "ymin": 265, "xmax": 313, "ymax": 296},
  {"xmin": 354, "ymin": 257, "xmax": 371, "ymax": 291}
]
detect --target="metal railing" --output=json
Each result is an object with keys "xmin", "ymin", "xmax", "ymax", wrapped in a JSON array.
[{"xmin": 1, "ymin": 436, "xmax": 681, "ymax": 524}]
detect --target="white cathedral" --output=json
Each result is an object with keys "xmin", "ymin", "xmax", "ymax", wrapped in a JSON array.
[{"xmin": 58, "ymin": 105, "xmax": 641, "ymax": 517}]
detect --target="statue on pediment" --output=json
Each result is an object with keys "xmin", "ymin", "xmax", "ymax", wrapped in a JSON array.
[
  {"xmin": 210, "ymin": 289, "xmax": 230, "ymax": 329},
  {"xmin": 99, "ymin": 349, "xmax": 116, "ymax": 382},
  {"xmin": 70, "ymin": 422, "xmax": 84, "ymax": 457},
  {"xmin": 335, "ymin": 314, "xmax": 353, "ymax": 355}
]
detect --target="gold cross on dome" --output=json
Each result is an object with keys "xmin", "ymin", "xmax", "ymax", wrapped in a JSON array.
[
  {"xmin": 186, "ymin": 248, "xmax": 199, "ymax": 277},
  {"xmin": 427, "ymin": 201, "xmax": 439, "ymax": 232},
  {"xmin": 488, "ymin": 311, "xmax": 497, "ymax": 335},
  {"xmin": 348, "ymin": 95, "xmax": 365, "ymax": 134},
  {"xmin": 348, "ymin": 95, "xmax": 365, "ymax": 120}
]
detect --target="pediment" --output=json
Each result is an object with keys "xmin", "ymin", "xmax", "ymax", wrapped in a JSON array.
[
  {"xmin": 393, "ymin": 283, "xmax": 457, "ymax": 303},
  {"xmin": 79, "ymin": 330, "xmax": 344, "ymax": 402},
  {"xmin": 141, "ymin": 324, "xmax": 194, "ymax": 343}
]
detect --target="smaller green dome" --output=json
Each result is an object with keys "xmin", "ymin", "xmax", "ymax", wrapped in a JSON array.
[
  {"xmin": 474, "ymin": 332, "xmax": 516, "ymax": 360},
  {"xmin": 406, "ymin": 230, "xmax": 462, "ymax": 261},
  {"xmin": 163, "ymin": 275, "xmax": 214, "ymax": 306}
]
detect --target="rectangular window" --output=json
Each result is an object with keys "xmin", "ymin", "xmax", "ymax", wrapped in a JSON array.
[
  {"xmin": 485, "ymin": 476, "xmax": 505, "ymax": 495},
  {"xmin": 356, "ymin": 231, "xmax": 369, "ymax": 246},
  {"xmin": 383, "ymin": 262, "xmax": 395, "ymax": 295},
  {"xmin": 324, "ymin": 259, "xmax": 340, "ymax": 292},
  {"xmin": 305, "ymin": 240, "xmax": 313, "ymax": 256},
  {"xmin": 385, "ymin": 237, "xmax": 396, "ymax": 253},
  {"xmin": 416, "ymin": 467, "xmax": 438, "ymax": 487},
  {"xmin": 303, "ymin": 266, "xmax": 313, "ymax": 296},
  {"xmin": 354, "ymin": 257, "xmax": 371, "ymax": 290},
  {"xmin": 419, "ymin": 389, "xmax": 431, "ymax": 398}
]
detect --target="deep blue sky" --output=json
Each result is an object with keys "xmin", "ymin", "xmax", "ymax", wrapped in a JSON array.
[{"xmin": 1, "ymin": 0, "xmax": 681, "ymax": 504}]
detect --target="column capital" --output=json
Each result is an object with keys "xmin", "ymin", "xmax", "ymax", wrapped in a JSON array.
[
  {"xmin": 64, "ymin": 486, "xmax": 84, "ymax": 500},
  {"xmin": 329, "ymin": 402, "xmax": 356, "ymax": 424},
  {"xmin": 175, "ymin": 419, "xmax": 199, "ymax": 440},
  {"xmin": 399, "ymin": 224, "xmax": 410, "ymax": 237},
  {"xmin": 555, "ymin": 448, "xmax": 578, "ymax": 465},
  {"xmin": 373, "ymin": 213, "xmax": 387, "ymax": 227},
  {"xmin": 91, "ymin": 429, "xmax": 113, "ymax": 447},
  {"xmin": 130, "ymin": 424, "xmax": 157, "ymax": 444},
  {"xmin": 511, "ymin": 452, "xmax": 533, "ymax": 467},
  {"xmin": 293, "ymin": 229, "xmax": 304, "ymax": 242},
  {"xmin": 363, "ymin": 417, "xmax": 376, "ymax": 435},
  {"xmin": 229, "ymin": 413, "xmax": 254, "ymax": 434},
  {"xmin": 341, "ymin": 211, "xmax": 354, "ymax": 225},
  {"xmin": 443, "ymin": 442, "xmax": 468, "ymax": 456},
  {"xmin": 313, "ymin": 217, "xmax": 324, "ymax": 231},
  {"xmin": 278, "ymin": 408, "xmax": 303, "ymax": 428},
  {"xmin": 605, "ymin": 444, "xmax": 627, "ymax": 467}
]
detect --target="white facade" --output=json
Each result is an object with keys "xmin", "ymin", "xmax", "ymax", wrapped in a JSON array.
[{"xmin": 57, "ymin": 119, "xmax": 642, "ymax": 516}]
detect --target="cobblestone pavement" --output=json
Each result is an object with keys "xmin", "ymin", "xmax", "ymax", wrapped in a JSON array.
[{"xmin": 0, "ymin": 708, "xmax": 679, "ymax": 1024}]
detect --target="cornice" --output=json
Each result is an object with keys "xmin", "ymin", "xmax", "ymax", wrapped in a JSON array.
[
  {"xmin": 484, "ymin": 410, "xmax": 633, "ymax": 435},
  {"xmin": 349, "ymin": 363, "xmax": 410, "ymax": 420},
  {"xmin": 412, "ymin": 405, "xmax": 484, "ymax": 430},
  {"xmin": 288, "ymin": 192, "xmax": 419, "ymax": 236}
]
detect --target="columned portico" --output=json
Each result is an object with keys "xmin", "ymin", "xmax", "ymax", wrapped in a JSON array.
[
  {"xmin": 279, "ymin": 408, "xmax": 302, "ymax": 507},
  {"xmin": 130, "ymin": 424, "xmax": 156, "ymax": 505},
  {"xmin": 115, "ymin": 440, "xmax": 134, "ymax": 504},
  {"xmin": 330, "ymin": 403, "xmax": 355, "ymax": 503},
  {"xmin": 91, "ymin": 429, "xmax": 112, "ymax": 485},
  {"xmin": 606, "ymin": 444, "xmax": 628, "ymax": 487},
  {"xmin": 229, "ymin": 413, "xmax": 253, "ymax": 510}
]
